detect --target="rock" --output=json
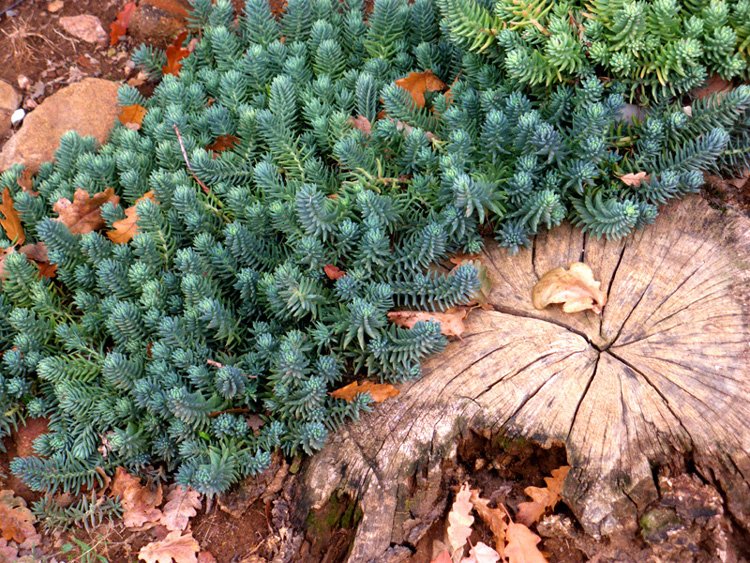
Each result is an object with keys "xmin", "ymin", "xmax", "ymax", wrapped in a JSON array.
[
  {"xmin": 0, "ymin": 80, "xmax": 20, "ymax": 137},
  {"xmin": 0, "ymin": 78, "xmax": 121, "ymax": 173},
  {"xmin": 59, "ymin": 15, "xmax": 107, "ymax": 45},
  {"xmin": 129, "ymin": 0, "xmax": 190, "ymax": 47},
  {"xmin": 11, "ymin": 109, "xmax": 25, "ymax": 126}
]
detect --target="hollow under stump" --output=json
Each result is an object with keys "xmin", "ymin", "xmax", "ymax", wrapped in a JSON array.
[{"xmin": 297, "ymin": 195, "xmax": 750, "ymax": 561}]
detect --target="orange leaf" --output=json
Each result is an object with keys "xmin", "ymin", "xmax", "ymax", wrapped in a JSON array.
[
  {"xmin": 387, "ymin": 308, "xmax": 469, "ymax": 337},
  {"xmin": 323, "ymin": 264, "xmax": 346, "ymax": 280},
  {"xmin": 532, "ymin": 263, "xmax": 606, "ymax": 314},
  {"xmin": 119, "ymin": 104, "xmax": 147, "ymax": 131},
  {"xmin": 330, "ymin": 381, "xmax": 399, "ymax": 403},
  {"xmin": 0, "ymin": 244, "xmax": 56, "ymax": 280},
  {"xmin": 349, "ymin": 115, "xmax": 372, "ymax": 135},
  {"xmin": 0, "ymin": 188, "xmax": 25, "ymax": 245},
  {"xmin": 447, "ymin": 483, "xmax": 474, "ymax": 554},
  {"xmin": 53, "ymin": 188, "xmax": 120, "ymax": 235},
  {"xmin": 619, "ymin": 171, "xmax": 650, "ymax": 187},
  {"xmin": 0, "ymin": 490, "xmax": 36, "ymax": 544},
  {"xmin": 470, "ymin": 490, "xmax": 508, "ymax": 557},
  {"xmin": 17, "ymin": 169, "xmax": 37, "ymax": 196},
  {"xmin": 206, "ymin": 134, "xmax": 239, "ymax": 153},
  {"xmin": 163, "ymin": 31, "xmax": 191, "ymax": 76},
  {"xmin": 160, "ymin": 485, "xmax": 201, "ymax": 532},
  {"xmin": 110, "ymin": 1, "xmax": 137, "ymax": 46},
  {"xmin": 516, "ymin": 466, "xmax": 570, "ymax": 526},
  {"xmin": 138, "ymin": 530, "xmax": 200, "ymax": 563},
  {"xmin": 107, "ymin": 191, "xmax": 156, "ymax": 244},
  {"xmin": 504, "ymin": 523, "xmax": 547, "ymax": 563},
  {"xmin": 395, "ymin": 70, "xmax": 447, "ymax": 109},
  {"xmin": 430, "ymin": 551, "xmax": 452, "ymax": 563},
  {"xmin": 110, "ymin": 467, "xmax": 163, "ymax": 529}
]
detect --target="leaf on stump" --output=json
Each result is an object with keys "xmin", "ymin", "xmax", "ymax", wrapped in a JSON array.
[
  {"xmin": 470, "ymin": 490, "xmax": 508, "ymax": 557},
  {"xmin": 461, "ymin": 542, "xmax": 501, "ymax": 563},
  {"xmin": 504, "ymin": 523, "xmax": 547, "ymax": 563},
  {"xmin": 110, "ymin": 467, "xmax": 163, "ymax": 529},
  {"xmin": 515, "ymin": 466, "xmax": 570, "ymax": 526},
  {"xmin": 619, "ymin": 172, "xmax": 650, "ymax": 187},
  {"xmin": 161, "ymin": 485, "xmax": 202, "ymax": 532},
  {"xmin": 0, "ymin": 490, "xmax": 36, "ymax": 544},
  {"xmin": 108, "ymin": 191, "xmax": 156, "ymax": 244},
  {"xmin": 206, "ymin": 134, "xmax": 239, "ymax": 153},
  {"xmin": 163, "ymin": 32, "xmax": 191, "ymax": 76},
  {"xmin": 388, "ymin": 308, "xmax": 469, "ymax": 337},
  {"xmin": 323, "ymin": 264, "xmax": 346, "ymax": 280},
  {"xmin": 447, "ymin": 483, "xmax": 474, "ymax": 554},
  {"xmin": 110, "ymin": 1, "xmax": 137, "ymax": 45},
  {"xmin": 330, "ymin": 381, "xmax": 399, "ymax": 403},
  {"xmin": 119, "ymin": 104, "xmax": 147, "ymax": 131},
  {"xmin": 0, "ymin": 188, "xmax": 25, "ymax": 245},
  {"xmin": 138, "ymin": 530, "xmax": 200, "ymax": 563},
  {"xmin": 395, "ymin": 70, "xmax": 447, "ymax": 108},
  {"xmin": 53, "ymin": 187, "xmax": 120, "ymax": 235},
  {"xmin": 349, "ymin": 115, "xmax": 372, "ymax": 135},
  {"xmin": 532, "ymin": 263, "xmax": 606, "ymax": 314},
  {"xmin": 451, "ymin": 258, "xmax": 492, "ymax": 309}
]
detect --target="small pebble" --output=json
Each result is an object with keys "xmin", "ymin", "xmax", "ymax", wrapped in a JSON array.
[
  {"xmin": 11, "ymin": 108, "xmax": 25, "ymax": 126},
  {"xmin": 47, "ymin": 0, "xmax": 64, "ymax": 12}
]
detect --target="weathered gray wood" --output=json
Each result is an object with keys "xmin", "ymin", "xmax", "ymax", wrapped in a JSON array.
[{"xmin": 297, "ymin": 195, "xmax": 750, "ymax": 561}]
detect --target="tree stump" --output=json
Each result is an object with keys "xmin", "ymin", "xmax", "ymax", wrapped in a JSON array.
[{"xmin": 298, "ymin": 195, "xmax": 750, "ymax": 561}]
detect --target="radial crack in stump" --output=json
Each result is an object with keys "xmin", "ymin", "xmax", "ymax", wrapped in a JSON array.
[{"xmin": 298, "ymin": 195, "xmax": 750, "ymax": 561}]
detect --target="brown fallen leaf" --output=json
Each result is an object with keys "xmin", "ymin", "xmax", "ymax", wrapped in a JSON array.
[
  {"xmin": 532, "ymin": 263, "xmax": 606, "ymax": 314},
  {"xmin": 17, "ymin": 169, "xmax": 37, "ymax": 196},
  {"xmin": 504, "ymin": 523, "xmax": 547, "ymax": 563},
  {"xmin": 119, "ymin": 104, "xmax": 147, "ymax": 131},
  {"xmin": 395, "ymin": 70, "xmax": 447, "ymax": 108},
  {"xmin": 692, "ymin": 74, "xmax": 733, "ymax": 100},
  {"xmin": 330, "ymin": 381, "xmax": 399, "ymax": 403},
  {"xmin": 516, "ymin": 466, "xmax": 570, "ymax": 526},
  {"xmin": 451, "ymin": 258, "xmax": 492, "ymax": 309},
  {"xmin": 0, "ymin": 188, "xmax": 25, "ymax": 245},
  {"xmin": 110, "ymin": 467, "xmax": 163, "ymax": 529},
  {"xmin": 387, "ymin": 308, "xmax": 469, "ymax": 338},
  {"xmin": 197, "ymin": 552, "xmax": 217, "ymax": 563},
  {"xmin": 107, "ymin": 191, "xmax": 156, "ymax": 244},
  {"xmin": 138, "ymin": 530, "xmax": 200, "ymax": 563},
  {"xmin": 0, "ymin": 243, "xmax": 56, "ymax": 280},
  {"xmin": 447, "ymin": 483, "xmax": 474, "ymax": 555},
  {"xmin": 206, "ymin": 134, "xmax": 239, "ymax": 153},
  {"xmin": 53, "ymin": 187, "xmax": 120, "ymax": 235},
  {"xmin": 619, "ymin": 171, "xmax": 650, "ymax": 188},
  {"xmin": 161, "ymin": 485, "xmax": 201, "ymax": 532},
  {"xmin": 470, "ymin": 490, "xmax": 508, "ymax": 557},
  {"xmin": 0, "ymin": 490, "xmax": 36, "ymax": 544},
  {"xmin": 349, "ymin": 115, "xmax": 372, "ymax": 135},
  {"xmin": 323, "ymin": 264, "xmax": 346, "ymax": 280},
  {"xmin": 110, "ymin": 1, "xmax": 137, "ymax": 46},
  {"xmin": 430, "ymin": 551, "xmax": 452, "ymax": 563},
  {"xmin": 163, "ymin": 32, "xmax": 191, "ymax": 76},
  {"xmin": 462, "ymin": 542, "xmax": 501, "ymax": 563}
]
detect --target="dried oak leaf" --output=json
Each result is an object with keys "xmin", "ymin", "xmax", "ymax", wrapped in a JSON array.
[
  {"xmin": 0, "ymin": 243, "xmax": 56, "ymax": 280},
  {"xmin": 53, "ymin": 187, "xmax": 120, "ymax": 235},
  {"xmin": 323, "ymin": 264, "xmax": 346, "ymax": 280},
  {"xmin": 447, "ymin": 483, "xmax": 474, "ymax": 554},
  {"xmin": 206, "ymin": 134, "xmax": 239, "ymax": 153},
  {"xmin": 110, "ymin": 1, "xmax": 137, "ymax": 45},
  {"xmin": 532, "ymin": 263, "xmax": 606, "ymax": 314},
  {"xmin": 161, "ymin": 485, "xmax": 201, "ymax": 532},
  {"xmin": 108, "ymin": 191, "xmax": 156, "ymax": 244},
  {"xmin": 110, "ymin": 467, "xmax": 163, "ymax": 529},
  {"xmin": 504, "ymin": 523, "xmax": 547, "ymax": 563},
  {"xmin": 0, "ymin": 490, "xmax": 36, "ymax": 544},
  {"xmin": 119, "ymin": 104, "xmax": 147, "ymax": 131},
  {"xmin": 17, "ymin": 169, "xmax": 37, "ymax": 196},
  {"xmin": 163, "ymin": 32, "xmax": 191, "ymax": 76},
  {"xmin": 516, "ymin": 466, "xmax": 570, "ymax": 526},
  {"xmin": 461, "ymin": 542, "xmax": 501, "ymax": 563},
  {"xmin": 138, "ymin": 530, "xmax": 200, "ymax": 563},
  {"xmin": 0, "ymin": 188, "xmax": 25, "ymax": 245},
  {"xmin": 388, "ymin": 308, "xmax": 469, "ymax": 337},
  {"xmin": 395, "ymin": 70, "xmax": 447, "ymax": 108},
  {"xmin": 349, "ymin": 115, "xmax": 372, "ymax": 135},
  {"xmin": 330, "ymin": 381, "xmax": 399, "ymax": 403},
  {"xmin": 619, "ymin": 171, "xmax": 650, "ymax": 187},
  {"xmin": 470, "ymin": 490, "xmax": 507, "ymax": 557}
]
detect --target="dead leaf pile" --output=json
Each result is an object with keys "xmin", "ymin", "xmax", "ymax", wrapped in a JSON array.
[
  {"xmin": 108, "ymin": 191, "xmax": 156, "ymax": 244},
  {"xmin": 532, "ymin": 262, "xmax": 606, "ymax": 314},
  {"xmin": 330, "ymin": 380, "xmax": 400, "ymax": 403}
]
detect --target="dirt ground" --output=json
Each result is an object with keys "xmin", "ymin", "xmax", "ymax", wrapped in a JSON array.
[{"xmin": 0, "ymin": 0, "xmax": 749, "ymax": 562}]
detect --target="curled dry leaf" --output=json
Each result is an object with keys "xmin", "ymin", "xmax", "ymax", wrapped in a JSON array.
[
  {"xmin": 110, "ymin": 1, "xmax": 137, "ymax": 46},
  {"xmin": 138, "ymin": 530, "xmax": 200, "ymax": 563},
  {"xmin": 395, "ymin": 70, "xmax": 447, "ymax": 108},
  {"xmin": 108, "ymin": 191, "xmax": 156, "ymax": 244},
  {"xmin": 470, "ymin": 490, "xmax": 507, "ymax": 556},
  {"xmin": 461, "ymin": 542, "xmax": 500, "ymax": 563},
  {"xmin": 532, "ymin": 262, "xmax": 606, "ymax": 314},
  {"xmin": 504, "ymin": 523, "xmax": 547, "ymax": 563},
  {"xmin": 323, "ymin": 264, "xmax": 346, "ymax": 280},
  {"xmin": 110, "ymin": 467, "xmax": 163, "ymax": 529},
  {"xmin": 53, "ymin": 187, "xmax": 120, "ymax": 235},
  {"xmin": 447, "ymin": 483, "xmax": 474, "ymax": 554},
  {"xmin": 0, "ymin": 490, "xmax": 36, "ymax": 544},
  {"xmin": 0, "ymin": 188, "xmax": 25, "ymax": 245},
  {"xmin": 163, "ymin": 32, "xmax": 191, "ymax": 76},
  {"xmin": 388, "ymin": 308, "xmax": 469, "ymax": 338},
  {"xmin": 619, "ymin": 171, "xmax": 650, "ymax": 187},
  {"xmin": 161, "ymin": 485, "xmax": 202, "ymax": 532},
  {"xmin": 119, "ymin": 104, "xmax": 147, "ymax": 131},
  {"xmin": 330, "ymin": 381, "xmax": 399, "ymax": 403},
  {"xmin": 516, "ymin": 466, "xmax": 570, "ymax": 527}
]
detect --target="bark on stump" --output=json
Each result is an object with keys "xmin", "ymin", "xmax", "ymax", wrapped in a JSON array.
[{"xmin": 298, "ymin": 195, "xmax": 750, "ymax": 561}]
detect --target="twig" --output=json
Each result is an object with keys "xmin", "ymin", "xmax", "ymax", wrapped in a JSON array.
[
  {"xmin": 208, "ymin": 407, "xmax": 252, "ymax": 418},
  {"xmin": 173, "ymin": 124, "xmax": 211, "ymax": 195}
]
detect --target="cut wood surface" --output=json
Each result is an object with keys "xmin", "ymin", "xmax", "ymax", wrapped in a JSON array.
[{"xmin": 298, "ymin": 195, "xmax": 750, "ymax": 561}]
